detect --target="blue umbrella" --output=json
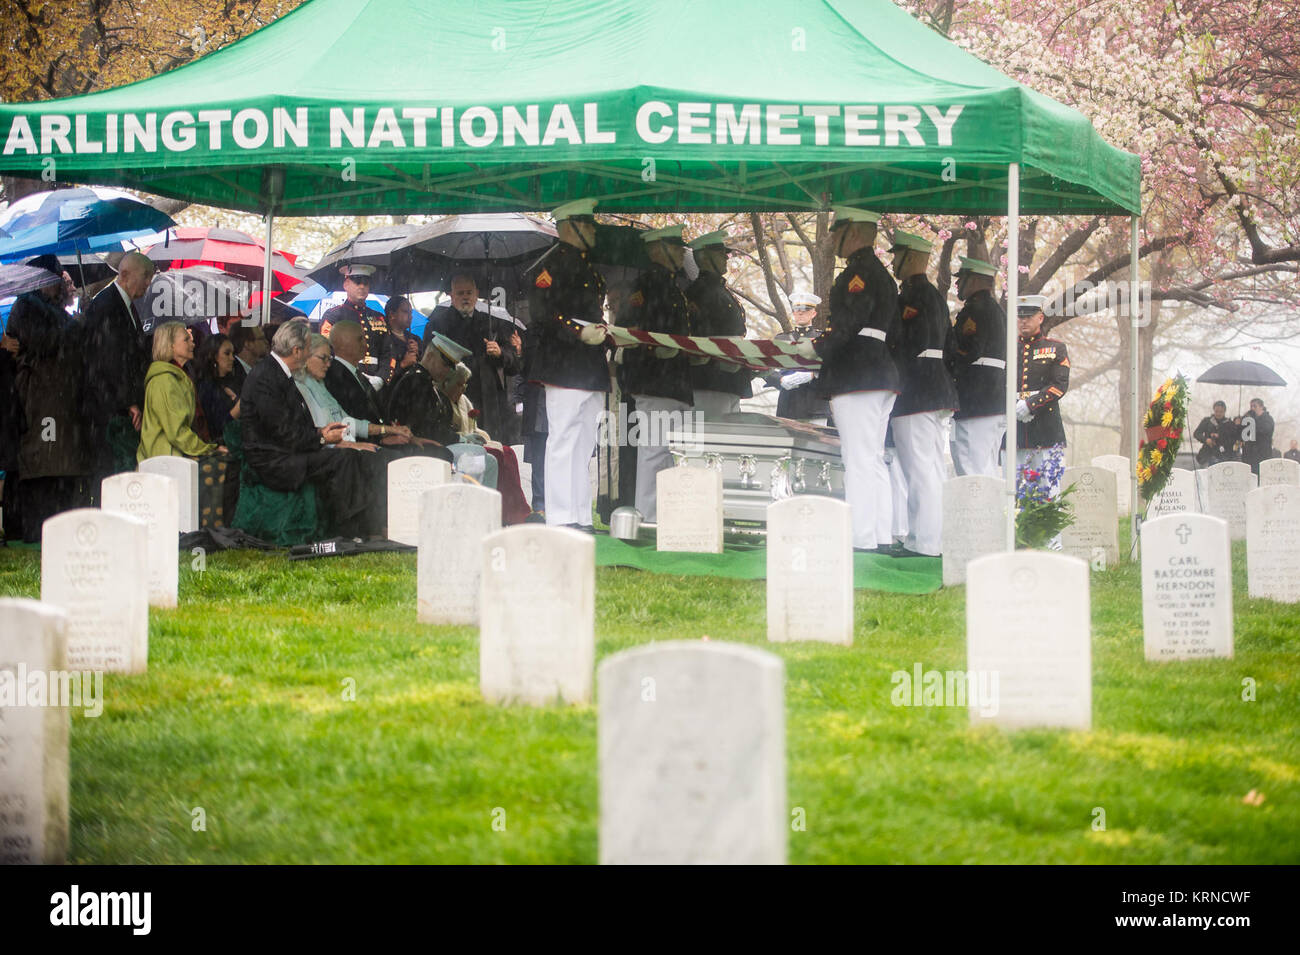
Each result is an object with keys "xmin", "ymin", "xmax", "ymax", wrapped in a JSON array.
[{"xmin": 0, "ymin": 187, "xmax": 175, "ymax": 262}]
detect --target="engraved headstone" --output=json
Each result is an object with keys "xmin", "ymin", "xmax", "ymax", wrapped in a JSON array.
[
  {"xmin": 0, "ymin": 599, "xmax": 69, "ymax": 864},
  {"xmin": 480, "ymin": 526, "xmax": 594, "ymax": 705},
  {"xmin": 1246, "ymin": 486, "xmax": 1300, "ymax": 603},
  {"xmin": 766, "ymin": 497, "xmax": 853, "ymax": 645},
  {"xmin": 1147, "ymin": 467, "xmax": 1199, "ymax": 519},
  {"xmin": 1141, "ymin": 514, "xmax": 1234, "ymax": 659},
  {"xmin": 418, "ymin": 483, "xmax": 502, "ymax": 624},
  {"xmin": 1060, "ymin": 466, "xmax": 1118, "ymax": 569},
  {"xmin": 41, "ymin": 510, "xmax": 149, "ymax": 674},
  {"xmin": 101, "ymin": 472, "xmax": 179, "ymax": 609},
  {"xmin": 1091, "ymin": 455, "xmax": 1132, "ymax": 517},
  {"xmin": 656, "ymin": 466, "xmax": 724, "ymax": 554},
  {"xmin": 941, "ymin": 476, "xmax": 1005, "ymax": 587},
  {"xmin": 599, "ymin": 641, "xmax": 785, "ymax": 865},
  {"xmin": 387, "ymin": 456, "xmax": 451, "ymax": 546},
  {"xmin": 1204, "ymin": 461, "xmax": 1256, "ymax": 541},
  {"xmin": 1258, "ymin": 458, "xmax": 1300, "ymax": 488},
  {"xmin": 139, "ymin": 456, "xmax": 199, "ymax": 533},
  {"xmin": 966, "ymin": 552, "xmax": 1091, "ymax": 729}
]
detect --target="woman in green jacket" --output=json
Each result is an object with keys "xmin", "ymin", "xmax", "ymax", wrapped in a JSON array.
[{"xmin": 138, "ymin": 321, "xmax": 225, "ymax": 462}]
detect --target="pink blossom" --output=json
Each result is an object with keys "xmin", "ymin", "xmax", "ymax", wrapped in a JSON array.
[
  {"xmin": 937, "ymin": 229, "xmax": 953, "ymax": 241},
  {"xmin": 1018, "ymin": 265, "xmax": 1030, "ymax": 273},
  {"xmin": 964, "ymin": 221, "xmax": 978, "ymax": 231}
]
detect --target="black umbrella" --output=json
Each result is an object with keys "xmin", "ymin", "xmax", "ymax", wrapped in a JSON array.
[
  {"xmin": 306, "ymin": 224, "xmax": 442, "ymax": 294},
  {"xmin": 0, "ymin": 262, "xmax": 64, "ymax": 299},
  {"xmin": 1197, "ymin": 360, "xmax": 1287, "ymax": 387},
  {"xmin": 136, "ymin": 266, "xmax": 254, "ymax": 332}
]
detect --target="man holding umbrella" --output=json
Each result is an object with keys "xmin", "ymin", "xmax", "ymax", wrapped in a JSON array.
[
  {"xmin": 423, "ymin": 274, "xmax": 522, "ymax": 442},
  {"xmin": 1240, "ymin": 397, "xmax": 1275, "ymax": 475},
  {"xmin": 525, "ymin": 199, "xmax": 610, "ymax": 531},
  {"xmin": 320, "ymin": 263, "xmax": 387, "ymax": 374}
]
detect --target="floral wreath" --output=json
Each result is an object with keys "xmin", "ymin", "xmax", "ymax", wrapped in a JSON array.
[{"xmin": 1137, "ymin": 373, "xmax": 1189, "ymax": 505}]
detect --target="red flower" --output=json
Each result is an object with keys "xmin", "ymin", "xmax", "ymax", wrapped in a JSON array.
[
  {"xmin": 1164, "ymin": 401, "xmax": 1173, "ymax": 411},
  {"xmin": 1157, "ymin": 438, "xmax": 1167, "ymax": 449},
  {"xmin": 468, "ymin": 409, "xmax": 480, "ymax": 419}
]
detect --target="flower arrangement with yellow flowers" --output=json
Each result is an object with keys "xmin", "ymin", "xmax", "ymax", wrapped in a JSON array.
[{"xmin": 1138, "ymin": 373, "xmax": 1189, "ymax": 505}]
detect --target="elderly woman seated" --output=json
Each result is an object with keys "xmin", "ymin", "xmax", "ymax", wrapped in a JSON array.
[
  {"xmin": 295, "ymin": 334, "xmax": 387, "ymax": 451},
  {"xmin": 139, "ymin": 321, "xmax": 226, "ymax": 461}
]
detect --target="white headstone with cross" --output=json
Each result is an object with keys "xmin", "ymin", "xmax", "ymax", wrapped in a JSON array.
[
  {"xmin": 1204, "ymin": 461, "xmax": 1256, "ymax": 541},
  {"xmin": 418, "ymin": 483, "xmax": 502, "ymax": 624},
  {"xmin": 1141, "ymin": 513, "xmax": 1233, "ymax": 659},
  {"xmin": 598, "ymin": 641, "xmax": 786, "ymax": 864},
  {"xmin": 1258, "ymin": 458, "xmax": 1300, "ymax": 488},
  {"xmin": 1060, "ymin": 466, "xmax": 1118, "ymax": 570},
  {"xmin": 1147, "ymin": 467, "xmax": 1199, "ymax": 519},
  {"xmin": 101, "ymin": 472, "xmax": 180, "ymax": 608},
  {"xmin": 479, "ymin": 526, "xmax": 594, "ymax": 705},
  {"xmin": 388, "ymin": 456, "xmax": 452, "ymax": 546},
  {"xmin": 942, "ymin": 476, "xmax": 1005, "ymax": 587},
  {"xmin": 656, "ymin": 466, "xmax": 724, "ymax": 553},
  {"xmin": 1246, "ymin": 485, "xmax": 1300, "ymax": 603},
  {"xmin": 766, "ymin": 496, "xmax": 853, "ymax": 645}
]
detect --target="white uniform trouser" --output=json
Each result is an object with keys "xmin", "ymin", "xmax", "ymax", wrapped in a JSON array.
[
  {"xmin": 885, "ymin": 446, "xmax": 909, "ymax": 542},
  {"xmin": 951, "ymin": 415, "xmax": 1006, "ymax": 478},
  {"xmin": 830, "ymin": 391, "xmax": 897, "ymax": 550},
  {"xmin": 893, "ymin": 410, "xmax": 951, "ymax": 556},
  {"xmin": 544, "ymin": 386, "xmax": 605, "ymax": 527},
  {"xmin": 632, "ymin": 394, "xmax": 692, "ymax": 522},
  {"xmin": 692, "ymin": 389, "xmax": 740, "ymax": 420}
]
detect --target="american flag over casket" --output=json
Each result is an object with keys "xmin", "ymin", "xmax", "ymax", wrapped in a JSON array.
[{"xmin": 595, "ymin": 323, "xmax": 821, "ymax": 372}]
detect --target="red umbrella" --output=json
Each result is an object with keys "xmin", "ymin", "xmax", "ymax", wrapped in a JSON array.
[{"xmin": 145, "ymin": 226, "xmax": 306, "ymax": 294}]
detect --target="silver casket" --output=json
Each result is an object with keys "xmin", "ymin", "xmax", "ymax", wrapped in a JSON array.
[{"xmin": 666, "ymin": 412, "xmax": 844, "ymax": 525}]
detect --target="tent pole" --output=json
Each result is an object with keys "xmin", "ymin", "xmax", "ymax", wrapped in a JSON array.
[
  {"xmin": 261, "ymin": 205, "xmax": 275, "ymax": 327},
  {"xmin": 1005, "ymin": 162, "xmax": 1021, "ymax": 551},
  {"xmin": 1129, "ymin": 214, "xmax": 1140, "ymax": 555}
]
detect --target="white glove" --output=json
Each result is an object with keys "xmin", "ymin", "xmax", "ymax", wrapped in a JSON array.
[
  {"xmin": 1016, "ymin": 398, "xmax": 1034, "ymax": 422},
  {"xmin": 780, "ymin": 370, "xmax": 814, "ymax": 390},
  {"xmin": 793, "ymin": 340, "xmax": 818, "ymax": 360},
  {"xmin": 579, "ymin": 324, "xmax": 608, "ymax": 345},
  {"xmin": 653, "ymin": 345, "xmax": 680, "ymax": 359}
]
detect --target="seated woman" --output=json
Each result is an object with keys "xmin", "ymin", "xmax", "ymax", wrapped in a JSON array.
[
  {"xmin": 140, "ymin": 322, "xmax": 231, "ymax": 526},
  {"xmin": 441, "ymin": 362, "xmax": 533, "ymax": 524},
  {"xmin": 297, "ymin": 334, "xmax": 418, "ymax": 450},
  {"xmin": 195, "ymin": 332, "xmax": 241, "ymax": 437},
  {"xmin": 139, "ymin": 322, "xmax": 225, "ymax": 461}
]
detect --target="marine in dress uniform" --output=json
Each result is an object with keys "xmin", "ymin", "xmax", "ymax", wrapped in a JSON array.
[
  {"xmin": 684, "ymin": 229, "xmax": 751, "ymax": 419},
  {"xmin": 796, "ymin": 206, "xmax": 901, "ymax": 551},
  {"xmin": 889, "ymin": 231, "xmax": 958, "ymax": 556},
  {"xmin": 945, "ymin": 256, "xmax": 1007, "ymax": 478},
  {"xmin": 619, "ymin": 225, "xmax": 695, "ymax": 522},
  {"xmin": 525, "ymin": 199, "xmax": 611, "ymax": 530},
  {"xmin": 319, "ymin": 264, "xmax": 388, "ymax": 375},
  {"xmin": 766, "ymin": 291, "xmax": 829, "ymax": 422},
  {"xmin": 1013, "ymin": 295, "xmax": 1070, "ymax": 497}
]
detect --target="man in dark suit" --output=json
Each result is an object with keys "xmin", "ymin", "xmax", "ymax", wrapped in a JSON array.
[
  {"xmin": 240, "ymin": 319, "xmax": 384, "ymax": 538},
  {"xmin": 81, "ymin": 251, "xmax": 155, "ymax": 503},
  {"xmin": 324, "ymin": 319, "xmax": 388, "ymax": 425}
]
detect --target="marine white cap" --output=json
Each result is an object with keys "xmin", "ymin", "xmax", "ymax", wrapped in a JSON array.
[
  {"xmin": 831, "ymin": 205, "xmax": 881, "ymax": 228},
  {"xmin": 552, "ymin": 198, "xmax": 597, "ymax": 221},
  {"xmin": 641, "ymin": 224, "xmax": 685, "ymax": 244},
  {"xmin": 790, "ymin": 291, "xmax": 822, "ymax": 308}
]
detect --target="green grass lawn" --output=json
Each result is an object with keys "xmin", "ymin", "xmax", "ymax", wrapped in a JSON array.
[{"xmin": 1, "ymin": 530, "xmax": 1296, "ymax": 864}]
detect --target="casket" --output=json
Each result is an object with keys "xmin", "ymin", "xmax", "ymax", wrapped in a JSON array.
[{"xmin": 665, "ymin": 412, "xmax": 844, "ymax": 524}]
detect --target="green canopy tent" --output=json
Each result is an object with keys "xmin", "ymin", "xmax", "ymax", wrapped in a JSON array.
[{"xmin": 0, "ymin": 0, "xmax": 1143, "ymax": 550}]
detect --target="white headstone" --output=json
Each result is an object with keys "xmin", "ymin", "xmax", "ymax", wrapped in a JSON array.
[
  {"xmin": 418, "ymin": 484, "xmax": 502, "ymax": 624},
  {"xmin": 656, "ymin": 466, "xmax": 724, "ymax": 553},
  {"xmin": 1246, "ymin": 486, "xmax": 1300, "ymax": 603},
  {"xmin": 1060, "ymin": 466, "xmax": 1118, "ymax": 570},
  {"xmin": 0, "ymin": 599, "xmax": 69, "ymax": 864},
  {"xmin": 102, "ymin": 471, "xmax": 180, "ymax": 608},
  {"xmin": 480, "ymin": 526, "xmax": 594, "ymax": 705},
  {"xmin": 1091, "ymin": 455, "xmax": 1132, "ymax": 516},
  {"xmin": 41, "ymin": 510, "xmax": 149, "ymax": 674},
  {"xmin": 139, "ymin": 456, "xmax": 199, "ymax": 533},
  {"xmin": 1258, "ymin": 458, "xmax": 1300, "ymax": 488},
  {"xmin": 1141, "ymin": 514, "xmax": 1234, "ymax": 660},
  {"xmin": 941, "ymin": 476, "xmax": 1005, "ymax": 587},
  {"xmin": 1204, "ymin": 461, "xmax": 1256, "ymax": 541},
  {"xmin": 1147, "ymin": 467, "xmax": 1199, "ymax": 519},
  {"xmin": 387, "ymin": 456, "xmax": 451, "ymax": 546},
  {"xmin": 966, "ymin": 552, "xmax": 1091, "ymax": 730},
  {"xmin": 766, "ymin": 497, "xmax": 853, "ymax": 645},
  {"xmin": 599, "ymin": 642, "xmax": 785, "ymax": 865}
]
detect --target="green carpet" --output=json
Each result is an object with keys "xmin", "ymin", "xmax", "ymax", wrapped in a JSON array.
[{"xmin": 594, "ymin": 535, "xmax": 942, "ymax": 594}]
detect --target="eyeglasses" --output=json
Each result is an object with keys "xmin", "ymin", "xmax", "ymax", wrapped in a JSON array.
[{"xmin": 310, "ymin": 353, "xmax": 333, "ymax": 363}]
